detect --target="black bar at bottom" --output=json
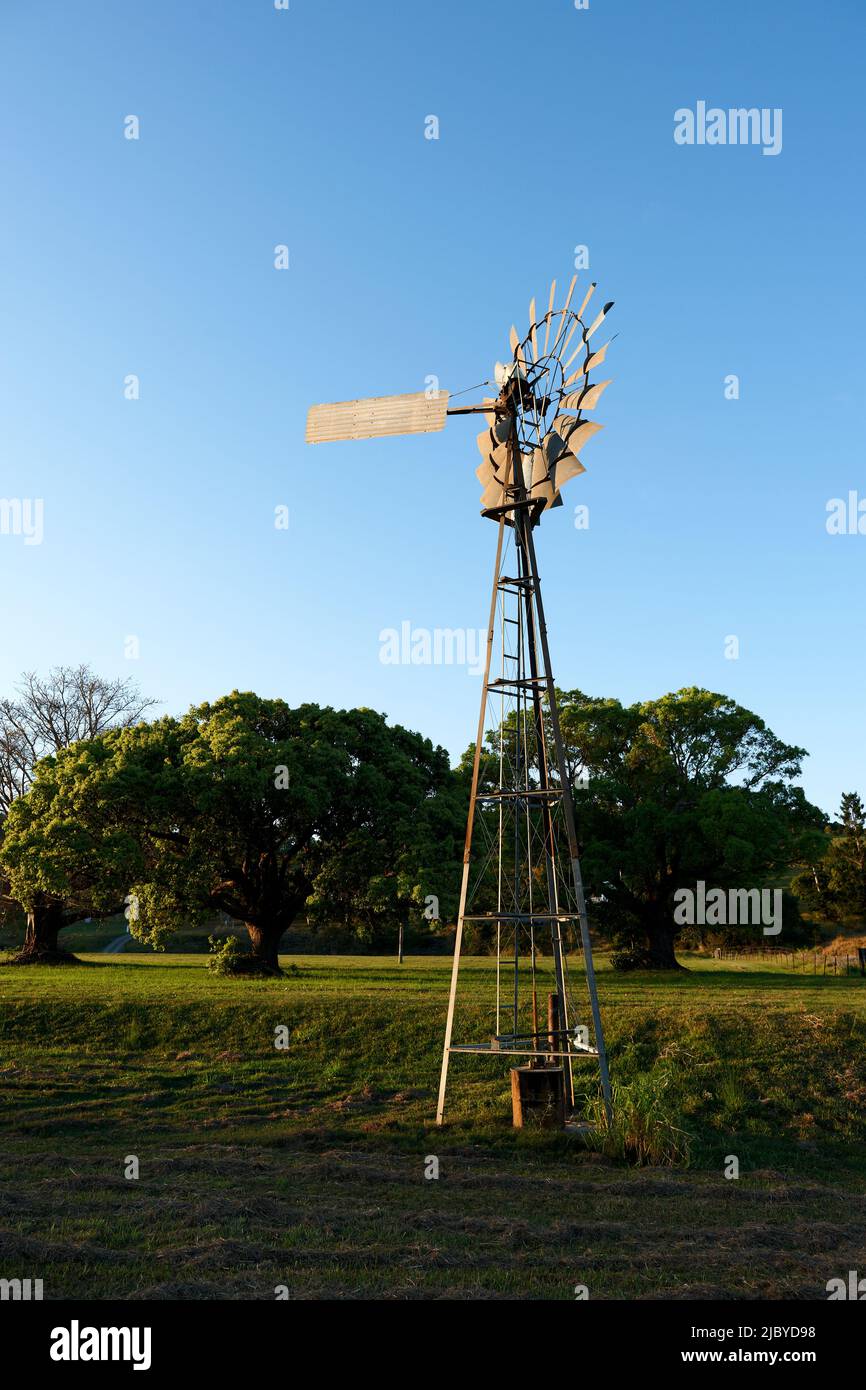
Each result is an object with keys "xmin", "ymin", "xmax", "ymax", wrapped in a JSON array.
[{"xmin": 7, "ymin": 1299, "xmax": 856, "ymax": 1374}]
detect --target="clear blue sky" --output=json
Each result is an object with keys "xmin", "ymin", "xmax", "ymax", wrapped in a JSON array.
[{"xmin": 1, "ymin": 0, "xmax": 863, "ymax": 817}]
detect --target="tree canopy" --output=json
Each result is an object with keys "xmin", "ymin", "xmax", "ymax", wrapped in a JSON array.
[
  {"xmin": 0, "ymin": 665, "xmax": 156, "ymax": 961},
  {"xmin": 2, "ymin": 693, "xmax": 465, "ymax": 974},
  {"xmin": 2, "ymin": 679, "xmax": 846, "ymax": 975},
  {"xmin": 793, "ymin": 792, "xmax": 866, "ymax": 923},
  {"xmin": 561, "ymin": 687, "xmax": 825, "ymax": 966},
  {"xmin": 465, "ymin": 686, "xmax": 825, "ymax": 968}
]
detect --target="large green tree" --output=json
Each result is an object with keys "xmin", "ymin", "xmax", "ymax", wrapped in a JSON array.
[
  {"xmin": 467, "ymin": 686, "xmax": 823, "ymax": 969},
  {"xmin": 561, "ymin": 687, "xmax": 824, "ymax": 967},
  {"xmin": 2, "ymin": 693, "xmax": 464, "ymax": 975},
  {"xmin": 0, "ymin": 665, "xmax": 155, "ymax": 962}
]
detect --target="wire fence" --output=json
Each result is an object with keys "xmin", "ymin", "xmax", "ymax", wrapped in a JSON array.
[{"xmin": 711, "ymin": 944, "xmax": 866, "ymax": 975}]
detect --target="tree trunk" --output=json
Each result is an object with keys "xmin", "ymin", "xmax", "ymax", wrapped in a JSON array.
[
  {"xmin": 644, "ymin": 918, "xmax": 684, "ymax": 970},
  {"xmin": 243, "ymin": 921, "xmax": 284, "ymax": 976},
  {"xmin": 9, "ymin": 897, "xmax": 78, "ymax": 965}
]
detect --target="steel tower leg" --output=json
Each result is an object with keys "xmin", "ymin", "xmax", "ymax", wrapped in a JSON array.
[
  {"xmin": 436, "ymin": 519, "xmax": 506, "ymax": 1126},
  {"xmin": 512, "ymin": 510, "xmax": 575, "ymax": 1108},
  {"xmin": 522, "ymin": 518, "xmax": 613, "ymax": 1124}
]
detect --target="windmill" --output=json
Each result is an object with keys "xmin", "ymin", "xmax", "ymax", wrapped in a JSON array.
[{"xmin": 307, "ymin": 275, "xmax": 615, "ymax": 1128}]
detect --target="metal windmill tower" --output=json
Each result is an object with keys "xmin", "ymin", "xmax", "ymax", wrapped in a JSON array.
[{"xmin": 307, "ymin": 274, "xmax": 615, "ymax": 1129}]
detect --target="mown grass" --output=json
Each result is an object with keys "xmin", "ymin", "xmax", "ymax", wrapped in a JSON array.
[{"xmin": 1, "ymin": 952, "xmax": 865, "ymax": 1299}]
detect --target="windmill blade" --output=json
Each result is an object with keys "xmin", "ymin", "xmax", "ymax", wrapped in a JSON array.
[
  {"xmin": 564, "ymin": 364, "xmax": 589, "ymax": 389},
  {"xmin": 556, "ymin": 419, "xmax": 604, "ymax": 453},
  {"xmin": 584, "ymin": 340, "xmax": 612, "ymax": 374},
  {"xmin": 509, "ymin": 325, "xmax": 520, "ymax": 354},
  {"xmin": 553, "ymin": 453, "xmax": 587, "ymax": 488},
  {"xmin": 529, "ymin": 446, "xmax": 550, "ymax": 488},
  {"xmin": 529, "ymin": 448, "xmax": 556, "ymax": 508},
  {"xmin": 558, "ymin": 316, "xmax": 581, "ymax": 359},
  {"xmin": 533, "ymin": 477, "xmax": 557, "ymax": 508},
  {"xmin": 560, "ymin": 379, "xmax": 613, "ymax": 412},
  {"xmin": 564, "ymin": 314, "xmax": 614, "ymax": 373},
  {"xmin": 541, "ymin": 427, "xmax": 569, "ymax": 467},
  {"xmin": 476, "ymin": 428, "xmax": 510, "ymax": 473},
  {"xmin": 563, "ymin": 344, "xmax": 584, "ymax": 373},
  {"xmin": 561, "ymin": 274, "xmax": 578, "ymax": 317},
  {"xmin": 556, "ymin": 287, "xmax": 596, "ymax": 365},
  {"xmin": 548, "ymin": 274, "xmax": 578, "ymax": 357},
  {"xmin": 579, "ymin": 377, "xmax": 612, "ymax": 410},
  {"xmin": 542, "ymin": 279, "xmax": 556, "ymax": 356},
  {"xmin": 585, "ymin": 301, "xmax": 615, "ymax": 342},
  {"xmin": 576, "ymin": 281, "xmax": 597, "ymax": 321},
  {"xmin": 480, "ymin": 477, "xmax": 506, "ymax": 510},
  {"xmin": 551, "ymin": 415, "xmax": 604, "ymax": 447},
  {"xmin": 529, "ymin": 297, "xmax": 538, "ymax": 360},
  {"xmin": 306, "ymin": 390, "xmax": 449, "ymax": 444}
]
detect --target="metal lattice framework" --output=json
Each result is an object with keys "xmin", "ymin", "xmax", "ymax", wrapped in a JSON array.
[{"xmin": 306, "ymin": 274, "xmax": 615, "ymax": 1127}]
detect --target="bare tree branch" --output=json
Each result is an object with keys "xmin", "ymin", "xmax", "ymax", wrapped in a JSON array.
[{"xmin": 0, "ymin": 663, "xmax": 158, "ymax": 817}]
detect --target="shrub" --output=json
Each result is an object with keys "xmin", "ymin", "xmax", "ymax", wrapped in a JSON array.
[
  {"xmin": 206, "ymin": 934, "xmax": 243, "ymax": 976},
  {"xmin": 610, "ymin": 945, "xmax": 652, "ymax": 972},
  {"xmin": 585, "ymin": 1071, "xmax": 691, "ymax": 1166}
]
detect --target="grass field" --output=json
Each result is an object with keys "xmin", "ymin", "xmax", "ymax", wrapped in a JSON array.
[{"xmin": 2, "ymin": 951, "xmax": 865, "ymax": 1300}]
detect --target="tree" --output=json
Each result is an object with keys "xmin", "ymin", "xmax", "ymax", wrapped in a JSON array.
[
  {"xmin": 465, "ymin": 686, "xmax": 823, "ymax": 969},
  {"xmin": 2, "ymin": 693, "xmax": 465, "ymax": 975},
  {"xmin": 793, "ymin": 792, "xmax": 866, "ymax": 923},
  {"xmin": 0, "ymin": 665, "xmax": 156, "ymax": 962},
  {"xmin": 304, "ymin": 748, "xmax": 466, "ymax": 948},
  {"xmin": 564, "ymin": 687, "xmax": 824, "ymax": 967}
]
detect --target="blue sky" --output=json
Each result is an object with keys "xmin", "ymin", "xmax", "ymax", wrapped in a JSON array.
[{"xmin": 1, "ymin": 0, "xmax": 863, "ymax": 817}]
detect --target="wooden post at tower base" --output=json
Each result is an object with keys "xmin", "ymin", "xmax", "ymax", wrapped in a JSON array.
[{"xmin": 511, "ymin": 1065, "xmax": 566, "ymax": 1129}]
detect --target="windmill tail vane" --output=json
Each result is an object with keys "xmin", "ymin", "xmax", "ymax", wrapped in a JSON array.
[{"xmin": 306, "ymin": 275, "xmax": 615, "ymax": 1129}]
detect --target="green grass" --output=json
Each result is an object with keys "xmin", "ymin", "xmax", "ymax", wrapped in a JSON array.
[{"xmin": 1, "ymin": 951, "xmax": 865, "ymax": 1299}]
